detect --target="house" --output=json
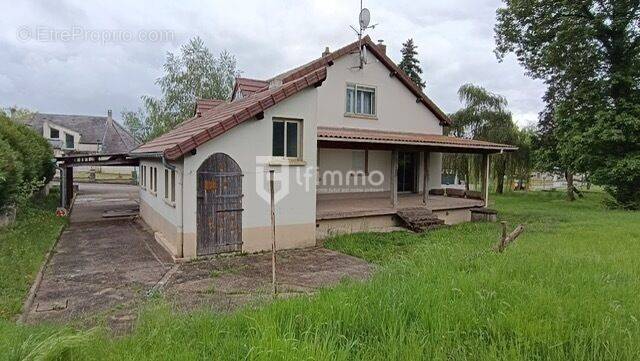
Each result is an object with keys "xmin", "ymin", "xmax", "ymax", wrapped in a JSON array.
[
  {"xmin": 131, "ymin": 36, "xmax": 516, "ymax": 260},
  {"xmin": 23, "ymin": 110, "xmax": 139, "ymax": 174}
]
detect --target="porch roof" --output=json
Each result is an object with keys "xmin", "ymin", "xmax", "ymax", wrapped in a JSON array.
[{"xmin": 317, "ymin": 126, "xmax": 517, "ymax": 154}]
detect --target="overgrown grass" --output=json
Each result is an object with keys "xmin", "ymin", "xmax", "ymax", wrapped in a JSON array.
[
  {"xmin": 0, "ymin": 190, "xmax": 67, "ymax": 320},
  {"xmin": 1, "ymin": 191, "xmax": 639, "ymax": 360}
]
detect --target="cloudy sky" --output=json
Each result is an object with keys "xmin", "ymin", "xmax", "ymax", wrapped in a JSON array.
[{"xmin": 0, "ymin": 0, "xmax": 544, "ymax": 127}]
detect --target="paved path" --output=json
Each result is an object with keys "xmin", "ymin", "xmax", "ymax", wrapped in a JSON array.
[
  {"xmin": 23, "ymin": 183, "xmax": 173, "ymax": 328},
  {"xmin": 23, "ymin": 183, "xmax": 373, "ymax": 330}
]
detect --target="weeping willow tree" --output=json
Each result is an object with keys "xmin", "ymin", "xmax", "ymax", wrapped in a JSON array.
[{"xmin": 444, "ymin": 84, "xmax": 531, "ymax": 193}]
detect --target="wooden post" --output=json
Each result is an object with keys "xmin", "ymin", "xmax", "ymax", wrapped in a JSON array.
[
  {"xmin": 481, "ymin": 154, "xmax": 490, "ymax": 208},
  {"xmin": 391, "ymin": 150, "xmax": 398, "ymax": 208},
  {"xmin": 269, "ymin": 170, "xmax": 277, "ymax": 297},
  {"xmin": 65, "ymin": 167, "xmax": 74, "ymax": 209},
  {"xmin": 60, "ymin": 167, "xmax": 67, "ymax": 209},
  {"xmin": 422, "ymin": 151, "xmax": 429, "ymax": 205}
]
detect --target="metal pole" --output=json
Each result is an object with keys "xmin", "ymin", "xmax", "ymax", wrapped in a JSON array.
[{"xmin": 269, "ymin": 170, "xmax": 277, "ymax": 297}]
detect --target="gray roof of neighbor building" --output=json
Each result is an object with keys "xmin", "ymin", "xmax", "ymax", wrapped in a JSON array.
[{"xmin": 24, "ymin": 113, "xmax": 139, "ymax": 153}]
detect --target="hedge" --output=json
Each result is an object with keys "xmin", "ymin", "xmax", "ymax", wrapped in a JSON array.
[{"xmin": 0, "ymin": 113, "xmax": 54, "ymax": 209}]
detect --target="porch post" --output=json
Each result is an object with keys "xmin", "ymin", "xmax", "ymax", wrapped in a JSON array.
[
  {"xmin": 391, "ymin": 149, "xmax": 398, "ymax": 207},
  {"xmin": 481, "ymin": 153, "xmax": 490, "ymax": 207},
  {"xmin": 422, "ymin": 151, "xmax": 429, "ymax": 205}
]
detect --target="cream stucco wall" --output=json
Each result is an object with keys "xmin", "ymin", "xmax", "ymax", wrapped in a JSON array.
[
  {"xmin": 176, "ymin": 87, "xmax": 319, "ymax": 258},
  {"xmin": 317, "ymin": 50, "xmax": 443, "ymax": 135}
]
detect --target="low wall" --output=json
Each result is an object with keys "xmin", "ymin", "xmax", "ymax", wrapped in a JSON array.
[{"xmin": 317, "ymin": 214, "xmax": 399, "ymax": 240}]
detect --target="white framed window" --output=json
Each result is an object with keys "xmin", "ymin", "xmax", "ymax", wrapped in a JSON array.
[
  {"xmin": 170, "ymin": 169, "xmax": 176, "ymax": 202},
  {"xmin": 140, "ymin": 165, "xmax": 146, "ymax": 188},
  {"xmin": 346, "ymin": 84, "xmax": 376, "ymax": 116},
  {"xmin": 163, "ymin": 168, "xmax": 176, "ymax": 203},
  {"xmin": 50, "ymin": 128, "xmax": 59, "ymax": 139},
  {"xmin": 272, "ymin": 118, "xmax": 302, "ymax": 159},
  {"xmin": 164, "ymin": 169, "xmax": 169, "ymax": 199},
  {"xmin": 64, "ymin": 133, "xmax": 75, "ymax": 149},
  {"xmin": 153, "ymin": 167, "xmax": 158, "ymax": 193}
]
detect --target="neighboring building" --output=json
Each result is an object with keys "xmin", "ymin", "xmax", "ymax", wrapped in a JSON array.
[
  {"xmin": 132, "ymin": 36, "xmax": 516, "ymax": 260},
  {"xmin": 23, "ymin": 110, "xmax": 139, "ymax": 174}
]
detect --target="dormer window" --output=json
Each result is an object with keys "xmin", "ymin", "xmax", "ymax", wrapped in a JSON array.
[
  {"xmin": 65, "ymin": 134, "xmax": 75, "ymax": 149},
  {"xmin": 346, "ymin": 84, "xmax": 376, "ymax": 116},
  {"xmin": 50, "ymin": 128, "xmax": 60, "ymax": 139}
]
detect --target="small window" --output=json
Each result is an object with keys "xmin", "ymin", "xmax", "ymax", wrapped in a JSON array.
[
  {"xmin": 50, "ymin": 128, "xmax": 59, "ymax": 139},
  {"xmin": 170, "ymin": 170, "xmax": 176, "ymax": 202},
  {"xmin": 65, "ymin": 133, "xmax": 75, "ymax": 149},
  {"xmin": 272, "ymin": 119, "xmax": 302, "ymax": 159},
  {"xmin": 346, "ymin": 84, "xmax": 376, "ymax": 116},
  {"xmin": 164, "ymin": 169, "xmax": 169, "ymax": 199},
  {"xmin": 352, "ymin": 150, "xmax": 368, "ymax": 174},
  {"xmin": 153, "ymin": 167, "xmax": 158, "ymax": 193}
]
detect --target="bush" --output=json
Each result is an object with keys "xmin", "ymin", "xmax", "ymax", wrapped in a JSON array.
[
  {"xmin": 0, "ymin": 137, "xmax": 24, "ymax": 208},
  {"xmin": 0, "ymin": 114, "xmax": 54, "ymax": 209}
]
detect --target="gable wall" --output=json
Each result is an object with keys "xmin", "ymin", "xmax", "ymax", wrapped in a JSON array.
[{"xmin": 316, "ymin": 50, "xmax": 443, "ymax": 135}]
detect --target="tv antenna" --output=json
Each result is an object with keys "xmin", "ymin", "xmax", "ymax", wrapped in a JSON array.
[{"xmin": 350, "ymin": 0, "xmax": 377, "ymax": 69}]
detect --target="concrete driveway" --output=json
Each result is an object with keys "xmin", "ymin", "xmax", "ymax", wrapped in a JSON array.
[
  {"xmin": 23, "ymin": 183, "xmax": 173, "ymax": 328},
  {"xmin": 23, "ymin": 183, "xmax": 373, "ymax": 330}
]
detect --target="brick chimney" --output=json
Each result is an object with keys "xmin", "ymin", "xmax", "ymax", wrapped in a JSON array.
[
  {"xmin": 322, "ymin": 46, "xmax": 330, "ymax": 57},
  {"xmin": 377, "ymin": 40, "xmax": 386, "ymax": 55}
]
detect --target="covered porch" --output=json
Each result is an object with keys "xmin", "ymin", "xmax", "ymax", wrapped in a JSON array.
[{"xmin": 315, "ymin": 127, "xmax": 517, "ymax": 235}]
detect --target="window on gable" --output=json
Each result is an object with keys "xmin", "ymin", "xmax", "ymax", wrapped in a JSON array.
[
  {"xmin": 272, "ymin": 119, "xmax": 302, "ymax": 159},
  {"xmin": 346, "ymin": 84, "xmax": 376, "ymax": 116},
  {"xmin": 50, "ymin": 128, "xmax": 59, "ymax": 139}
]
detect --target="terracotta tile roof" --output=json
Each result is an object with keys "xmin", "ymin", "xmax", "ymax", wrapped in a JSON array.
[
  {"xmin": 270, "ymin": 36, "xmax": 452, "ymax": 126},
  {"xmin": 195, "ymin": 98, "xmax": 227, "ymax": 115},
  {"xmin": 132, "ymin": 67, "xmax": 327, "ymax": 160},
  {"xmin": 231, "ymin": 78, "xmax": 269, "ymax": 99},
  {"xmin": 317, "ymin": 126, "xmax": 518, "ymax": 152}
]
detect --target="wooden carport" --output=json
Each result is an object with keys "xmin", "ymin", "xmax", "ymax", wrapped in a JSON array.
[{"xmin": 56, "ymin": 153, "xmax": 139, "ymax": 209}]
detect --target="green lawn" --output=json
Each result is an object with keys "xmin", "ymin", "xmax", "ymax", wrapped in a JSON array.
[
  {"xmin": 1, "ymin": 191, "xmax": 639, "ymax": 360},
  {"xmin": 0, "ymin": 190, "xmax": 67, "ymax": 320}
]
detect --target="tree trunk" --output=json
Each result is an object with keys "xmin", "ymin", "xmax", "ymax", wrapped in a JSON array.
[
  {"xmin": 496, "ymin": 174, "xmax": 505, "ymax": 194},
  {"xmin": 565, "ymin": 171, "xmax": 575, "ymax": 201},
  {"xmin": 496, "ymin": 158, "xmax": 506, "ymax": 194}
]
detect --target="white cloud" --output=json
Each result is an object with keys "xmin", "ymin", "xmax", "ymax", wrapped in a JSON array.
[{"xmin": 0, "ymin": 0, "xmax": 545, "ymax": 126}]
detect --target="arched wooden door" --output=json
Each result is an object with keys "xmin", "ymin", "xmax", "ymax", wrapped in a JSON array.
[{"xmin": 196, "ymin": 153, "xmax": 243, "ymax": 255}]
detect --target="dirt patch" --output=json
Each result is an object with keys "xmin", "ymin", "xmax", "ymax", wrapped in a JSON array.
[{"xmin": 164, "ymin": 247, "xmax": 374, "ymax": 313}]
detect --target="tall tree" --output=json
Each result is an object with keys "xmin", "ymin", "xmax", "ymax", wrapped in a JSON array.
[
  {"xmin": 124, "ymin": 37, "xmax": 238, "ymax": 141},
  {"xmin": 495, "ymin": 0, "xmax": 640, "ymax": 209},
  {"xmin": 446, "ymin": 84, "xmax": 521, "ymax": 193},
  {"xmin": 398, "ymin": 39, "xmax": 426, "ymax": 90}
]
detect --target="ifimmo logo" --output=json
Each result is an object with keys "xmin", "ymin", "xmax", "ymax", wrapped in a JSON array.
[{"xmin": 255, "ymin": 156, "xmax": 386, "ymax": 204}]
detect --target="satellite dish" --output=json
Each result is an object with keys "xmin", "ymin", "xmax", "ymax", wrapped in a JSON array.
[{"xmin": 359, "ymin": 8, "xmax": 371, "ymax": 29}]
